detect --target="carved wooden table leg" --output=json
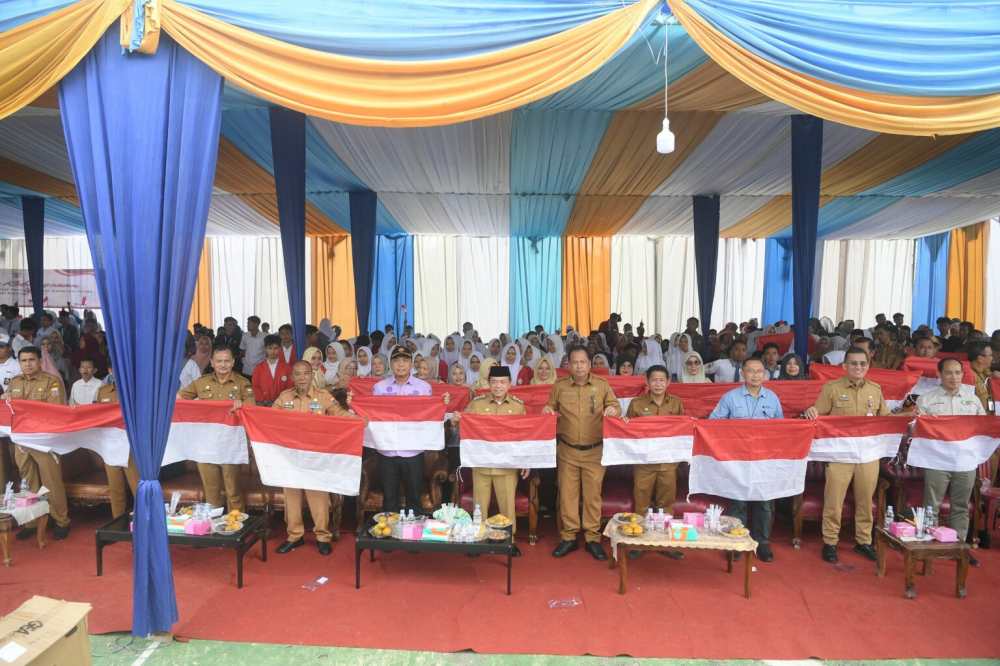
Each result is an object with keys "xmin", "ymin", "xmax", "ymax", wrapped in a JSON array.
[
  {"xmin": 875, "ymin": 529, "xmax": 886, "ymax": 577},
  {"xmin": 726, "ymin": 551, "xmax": 733, "ymax": 574},
  {"xmin": 36, "ymin": 514, "xmax": 47, "ymax": 550},
  {"xmin": 0, "ymin": 516, "xmax": 12, "ymax": 567},
  {"xmin": 956, "ymin": 552, "xmax": 969, "ymax": 599},
  {"xmin": 618, "ymin": 544, "xmax": 628, "ymax": 595},
  {"xmin": 744, "ymin": 550, "xmax": 753, "ymax": 599},
  {"xmin": 923, "ymin": 557, "xmax": 932, "ymax": 577},
  {"xmin": 903, "ymin": 552, "xmax": 916, "ymax": 599}
]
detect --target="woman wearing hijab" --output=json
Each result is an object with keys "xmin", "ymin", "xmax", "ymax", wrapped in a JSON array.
[
  {"xmin": 664, "ymin": 333, "xmax": 691, "ymax": 380},
  {"xmin": 301, "ymin": 347, "xmax": 328, "ymax": 390},
  {"xmin": 519, "ymin": 342, "xmax": 537, "ymax": 370},
  {"xmin": 458, "ymin": 340, "xmax": 474, "ymax": 376},
  {"xmin": 371, "ymin": 353, "xmax": 389, "ymax": 378},
  {"xmin": 487, "ymin": 338, "xmax": 503, "ymax": 360},
  {"xmin": 500, "ymin": 342, "xmax": 532, "ymax": 386},
  {"xmin": 778, "ymin": 353, "xmax": 807, "ymax": 380},
  {"xmin": 418, "ymin": 339, "xmax": 443, "ymax": 380},
  {"xmin": 334, "ymin": 358, "xmax": 358, "ymax": 391},
  {"xmin": 318, "ymin": 318, "xmax": 336, "ymax": 347},
  {"xmin": 615, "ymin": 355, "xmax": 636, "ymax": 377},
  {"xmin": 447, "ymin": 362, "xmax": 469, "ymax": 389},
  {"xmin": 809, "ymin": 336, "xmax": 831, "ymax": 364},
  {"xmin": 824, "ymin": 336, "xmax": 849, "ymax": 365},
  {"xmin": 530, "ymin": 357, "xmax": 557, "ymax": 385},
  {"xmin": 544, "ymin": 335, "xmax": 566, "ymax": 369},
  {"xmin": 593, "ymin": 353, "xmax": 610, "ymax": 371},
  {"xmin": 467, "ymin": 351, "xmax": 484, "ymax": 378},
  {"xmin": 189, "ymin": 334, "xmax": 212, "ymax": 374},
  {"xmin": 355, "ymin": 345, "xmax": 374, "ymax": 377},
  {"xmin": 636, "ymin": 338, "xmax": 666, "ymax": 375},
  {"xmin": 679, "ymin": 351, "xmax": 709, "ymax": 383},
  {"xmin": 471, "ymin": 357, "xmax": 498, "ymax": 392},
  {"xmin": 71, "ymin": 333, "xmax": 109, "ymax": 378},
  {"xmin": 40, "ymin": 344, "xmax": 68, "ymax": 397},
  {"xmin": 441, "ymin": 334, "xmax": 463, "ymax": 367},
  {"xmin": 40, "ymin": 337, "xmax": 70, "ymax": 385},
  {"xmin": 323, "ymin": 344, "xmax": 342, "ymax": 385}
]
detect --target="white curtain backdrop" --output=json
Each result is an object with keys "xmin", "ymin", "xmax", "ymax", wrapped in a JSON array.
[
  {"xmin": 206, "ymin": 237, "xmax": 291, "ymax": 330},
  {"xmin": 611, "ymin": 236, "xmax": 657, "ymax": 331},
  {"xmin": 711, "ymin": 238, "xmax": 765, "ymax": 330},
  {"xmin": 986, "ymin": 218, "xmax": 1000, "ymax": 333},
  {"xmin": 653, "ymin": 236, "xmax": 698, "ymax": 337},
  {"xmin": 817, "ymin": 239, "xmax": 914, "ymax": 327}
]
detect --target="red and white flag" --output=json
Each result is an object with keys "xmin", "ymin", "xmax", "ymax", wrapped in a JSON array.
[
  {"xmin": 807, "ymin": 364, "xmax": 921, "ymax": 408},
  {"xmin": 350, "ymin": 395, "xmax": 446, "ymax": 452},
  {"xmin": 688, "ymin": 420, "xmax": 815, "ymax": 501},
  {"xmin": 602, "ymin": 416, "xmax": 694, "ymax": 466},
  {"xmin": 606, "ymin": 375, "xmax": 648, "ymax": 413},
  {"xmin": 349, "ymin": 376, "xmax": 470, "ymax": 416},
  {"xmin": 161, "ymin": 401, "xmax": 249, "ymax": 466},
  {"xmin": 0, "ymin": 403, "xmax": 11, "ymax": 436},
  {"xmin": 810, "ymin": 416, "xmax": 910, "ymax": 464},
  {"xmin": 901, "ymin": 356, "xmax": 977, "ymax": 395},
  {"xmin": 459, "ymin": 413, "xmax": 557, "ymax": 469},
  {"xmin": 239, "ymin": 406, "xmax": 365, "ymax": 495},
  {"xmin": 480, "ymin": 385, "xmax": 554, "ymax": 414},
  {"xmin": 908, "ymin": 416, "xmax": 1000, "ymax": 472},
  {"xmin": 10, "ymin": 402, "xmax": 131, "ymax": 466}
]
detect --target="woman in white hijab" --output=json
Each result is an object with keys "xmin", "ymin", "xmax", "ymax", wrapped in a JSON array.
[
  {"xmin": 665, "ymin": 333, "xmax": 691, "ymax": 379},
  {"xmin": 465, "ymin": 330, "xmax": 488, "ymax": 357},
  {"xmin": 679, "ymin": 351, "xmax": 709, "ymax": 384},
  {"xmin": 442, "ymin": 334, "xmax": 463, "ymax": 366},
  {"xmin": 302, "ymin": 347, "xmax": 328, "ymax": 391},
  {"xmin": 418, "ymin": 338, "xmax": 442, "ymax": 380},
  {"xmin": 355, "ymin": 345, "xmax": 373, "ymax": 377},
  {"xmin": 487, "ymin": 338, "xmax": 503, "ymax": 360},
  {"xmin": 500, "ymin": 343, "xmax": 529, "ymax": 386},
  {"xmin": 636, "ymin": 338, "xmax": 666, "ymax": 374},
  {"xmin": 318, "ymin": 318, "xmax": 336, "ymax": 344},
  {"xmin": 383, "ymin": 333, "xmax": 397, "ymax": 353},
  {"xmin": 519, "ymin": 340, "xmax": 537, "ymax": 370},
  {"xmin": 544, "ymin": 335, "xmax": 566, "ymax": 369},
  {"xmin": 323, "ymin": 343, "xmax": 342, "ymax": 385}
]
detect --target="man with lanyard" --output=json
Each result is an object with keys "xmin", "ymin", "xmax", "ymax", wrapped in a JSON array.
[
  {"xmin": 915, "ymin": 357, "xmax": 985, "ymax": 566},
  {"xmin": 452, "ymin": 365, "xmax": 528, "ymax": 557},
  {"xmin": 3, "ymin": 346, "xmax": 70, "ymax": 541},
  {"xmin": 273, "ymin": 361, "xmax": 363, "ymax": 556},
  {"xmin": 177, "ymin": 345, "xmax": 254, "ymax": 512},
  {"xmin": 709, "ymin": 357, "xmax": 783, "ymax": 563},
  {"xmin": 89, "ymin": 365, "xmax": 141, "ymax": 519},
  {"xmin": 704, "ymin": 339, "xmax": 746, "ymax": 383},
  {"xmin": 804, "ymin": 346, "xmax": 890, "ymax": 564},
  {"xmin": 543, "ymin": 345, "xmax": 620, "ymax": 561},
  {"xmin": 348, "ymin": 346, "xmax": 450, "ymax": 515},
  {"xmin": 620, "ymin": 364, "xmax": 685, "ymax": 561},
  {"xmin": 967, "ymin": 341, "xmax": 999, "ymax": 485}
]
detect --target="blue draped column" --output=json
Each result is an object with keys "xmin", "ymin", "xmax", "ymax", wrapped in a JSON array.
[
  {"xmin": 369, "ymin": 234, "xmax": 413, "ymax": 333},
  {"xmin": 790, "ymin": 115, "xmax": 824, "ymax": 365},
  {"xmin": 911, "ymin": 232, "xmax": 950, "ymax": 328},
  {"xmin": 762, "ymin": 238, "xmax": 794, "ymax": 325},
  {"xmin": 350, "ymin": 192, "xmax": 377, "ymax": 334},
  {"xmin": 509, "ymin": 236, "xmax": 562, "ymax": 335},
  {"xmin": 269, "ymin": 108, "xmax": 307, "ymax": 355},
  {"xmin": 58, "ymin": 28, "xmax": 223, "ymax": 636},
  {"xmin": 692, "ymin": 195, "xmax": 720, "ymax": 335},
  {"xmin": 21, "ymin": 196, "xmax": 45, "ymax": 318}
]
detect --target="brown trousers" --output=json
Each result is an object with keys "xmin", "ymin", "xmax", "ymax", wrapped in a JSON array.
[
  {"xmin": 472, "ymin": 468, "xmax": 518, "ymax": 534},
  {"xmin": 557, "ymin": 443, "xmax": 605, "ymax": 543},
  {"xmin": 105, "ymin": 454, "xmax": 141, "ymax": 518},
  {"xmin": 15, "ymin": 446, "xmax": 70, "ymax": 527},
  {"xmin": 197, "ymin": 462, "xmax": 245, "ymax": 512},
  {"xmin": 632, "ymin": 463, "xmax": 679, "ymax": 516},
  {"xmin": 283, "ymin": 488, "xmax": 331, "ymax": 542},
  {"xmin": 822, "ymin": 460, "xmax": 879, "ymax": 546}
]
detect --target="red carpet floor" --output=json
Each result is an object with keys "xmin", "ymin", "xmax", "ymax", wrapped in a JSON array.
[{"xmin": 3, "ymin": 506, "xmax": 999, "ymax": 660}]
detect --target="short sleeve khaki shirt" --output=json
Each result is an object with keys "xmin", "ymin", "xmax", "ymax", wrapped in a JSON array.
[
  {"xmin": 272, "ymin": 387, "xmax": 353, "ymax": 417},
  {"xmin": 7, "ymin": 372, "xmax": 65, "ymax": 405},
  {"xmin": 177, "ymin": 373, "xmax": 256, "ymax": 405},
  {"xmin": 545, "ymin": 373, "xmax": 618, "ymax": 446},
  {"xmin": 813, "ymin": 376, "xmax": 889, "ymax": 416},
  {"xmin": 625, "ymin": 392, "xmax": 684, "ymax": 418}
]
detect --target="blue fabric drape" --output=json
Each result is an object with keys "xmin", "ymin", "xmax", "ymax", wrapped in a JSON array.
[
  {"xmin": 791, "ymin": 115, "xmax": 823, "ymax": 365},
  {"xmin": 269, "ymin": 108, "xmax": 307, "ymax": 354},
  {"xmin": 762, "ymin": 238, "xmax": 794, "ymax": 326},
  {"xmin": 680, "ymin": 0, "xmax": 1000, "ymax": 96},
  {"xmin": 20, "ymin": 196, "xmax": 44, "ymax": 317},
  {"xmin": 510, "ymin": 237, "xmax": 561, "ymax": 336},
  {"xmin": 350, "ymin": 192, "xmax": 377, "ymax": 333},
  {"xmin": 58, "ymin": 28, "xmax": 223, "ymax": 636},
  {"xmin": 692, "ymin": 195, "xmax": 720, "ymax": 334},
  {"xmin": 911, "ymin": 231, "xmax": 951, "ymax": 328},
  {"xmin": 369, "ymin": 235, "xmax": 413, "ymax": 334}
]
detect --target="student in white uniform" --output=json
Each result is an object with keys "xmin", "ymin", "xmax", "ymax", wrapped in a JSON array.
[
  {"xmin": 704, "ymin": 340, "xmax": 746, "ymax": 383},
  {"xmin": 69, "ymin": 358, "xmax": 103, "ymax": 406}
]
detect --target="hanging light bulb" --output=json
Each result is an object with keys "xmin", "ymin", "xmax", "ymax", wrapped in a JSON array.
[{"xmin": 656, "ymin": 17, "xmax": 675, "ymax": 155}]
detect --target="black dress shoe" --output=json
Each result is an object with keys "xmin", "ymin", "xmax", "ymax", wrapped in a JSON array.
[
  {"xmin": 732, "ymin": 551, "xmax": 741, "ymax": 562},
  {"xmin": 627, "ymin": 550, "xmax": 644, "ymax": 560},
  {"xmin": 822, "ymin": 544, "xmax": 838, "ymax": 563},
  {"xmin": 317, "ymin": 542, "xmax": 332, "ymax": 556},
  {"xmin": 511, "ymin": 544, "xmax": 521, "ymax": 558},
  {"xmin": 584, "ymin": 541, "xmax": 607, "ymax": 561},
  {"xmin": 854, "ymin": 542, "xmax": 877, "ymax": 562},
  {"xmin": 276, "ymin": 538, "xmax": 305, "ymax": 554},
  {"xmin": 969, "ymin": 553, "xmax": 980, "ymax": 567},
  {"xmin": 757, "ymin": 545, "xmax": 774, "ymax": 562},
  {"xmin": 661, "ymin": 550, "xmax": 684, "ymax": 560},
  {"xmin": 552, "ymin": 540, "xmax": 578, "ymax": 558},
  {"xmin": 52, "ymin": 526, "xmax": 69, "ymax": 541},
  {"xmin": 15, "ymin": 527, "xmax": 36, "ymax": 541}
]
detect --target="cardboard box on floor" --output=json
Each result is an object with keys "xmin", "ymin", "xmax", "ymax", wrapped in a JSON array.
[{"xmin": 0, "ymin": 596, "xmax": 92, "ymax": 666}]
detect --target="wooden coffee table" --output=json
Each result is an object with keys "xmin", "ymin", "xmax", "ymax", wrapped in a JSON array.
[
  {"xmin": 874, "ymin": 525, "xmax": 970, "ymax": 599},
  {"xmin": 0, "ymin": 511, "xmax": 48, "ymax": 567}
]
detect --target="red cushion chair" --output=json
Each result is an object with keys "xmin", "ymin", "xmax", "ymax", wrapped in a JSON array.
[
  {"xmin": 881, "ymin": 459, "xmax": 983, "ymax": 546},
  {"xmin": 451, "ymin": 468, "xmax": 540, "ymax": 544},
  {"xmin": 790, "ymin": 461, "xmax": 882, "ymax": 548}
]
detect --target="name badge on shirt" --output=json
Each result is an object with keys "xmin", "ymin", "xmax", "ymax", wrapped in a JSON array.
[
  {"xmin": 838, "ymin": 396, "xmax": 849, "ymax": 401},
  {"xmin": 283, "ymin": 402, "xmax": 294, "ymax": 409}
]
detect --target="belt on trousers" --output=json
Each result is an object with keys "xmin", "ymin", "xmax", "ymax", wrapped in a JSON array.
[{"xmin": 559, "ymin": 438, "xmax": 602, "ymax": 451}]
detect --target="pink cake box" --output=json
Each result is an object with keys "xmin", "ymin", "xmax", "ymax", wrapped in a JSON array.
[
  {"xmin": 683, "ymin": 512, "xmax": 704, "ymax": 527},
  {"xmin": 14, "ymin": 493, "xmax": 39, "ymax": 507},
  {"xmin": 929, "ymin": 526, "xmax": 958, "ymax": 543},
  {"xmin": 887, "ymin": 522, "xmax": 915, "ymax": 538},
  {"xmin": 401, "ymin": 523, "xmax": 423, "ymax": 540},
  {"xmin": 185, "ymin": 519, "xmax": 212, "ymax": 536}
]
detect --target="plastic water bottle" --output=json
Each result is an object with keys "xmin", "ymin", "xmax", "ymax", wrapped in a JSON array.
[
  {"xmin": 645, "ymin": 508, "xmax": 655, "ymax": 531},
  {"xmin": 926, "ymin": 505, "xmax": 936, "ymax": 535},
  {"xmin": 884, "ymin": 505, "xmax": 894, "ymax": 527},
  {"xmin": 656, "ymin": 508, "xmax": 666, "ymax": 532},
  {"xmin": 473, "ymin": 504, "xmax": 482, "ymax": 531},
  {"xmin": 19, "ymin": 478, "xmax": 28, "ymax": 494},
  {"xmin": 407, "ymin": 509, "xmax": 416, "ymax": 523}
]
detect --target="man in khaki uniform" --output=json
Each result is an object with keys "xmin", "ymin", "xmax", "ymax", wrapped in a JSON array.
[
  {"xmin": 3, "ymin": 346, "xmax": 70, "ymax": 541},
  {"xmin": 543, "ymin": 345, "xmax": 619, "ymax": 561},
  {"xmin": 452, "ymin": 365, "xmax": 528, "ymax": 557},
  {"xmin": 273, "ymin": 360, "xmax": 361, "ymax": 556},
  {"xmin": 966, "ymin": 341, "xmax": 999, "ymax": 485},
  {"xmin": 177, "ymin": 346, "xmax": 254, "ymax": 512},
  {"xmin": 621, "ymin": 364, "xmax": 684, "ymax": 561},
  {"xmin": 91, "ymin": 372, "xmax": 141, "ymax": 518},
  {"xmin": 804, "ymin": 346, "xmax": 890, "ymax": 564}
]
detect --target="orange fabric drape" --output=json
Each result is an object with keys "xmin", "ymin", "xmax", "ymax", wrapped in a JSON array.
[
  {"xmin": 310, "ymin": 235, "xmax": 358, "ymax": 338},
  {"xmin": 946, "ymin": 222, "xmax": 986, "ymax": 326},
  {"xmin": 562, "ymin": 236, "xmax": 611, "ymax": 334},
  {"xmin": 188, "ymin": 238, "xmax": 212, "ymax": 331}
]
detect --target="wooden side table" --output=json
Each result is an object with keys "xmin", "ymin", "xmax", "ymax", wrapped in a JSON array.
[
  {"xmin": 874, "ymin": 525, "xmax": 969, "ymax": 599},
  {"xmin": 0, "ymin": 512, "xmax": 48, "ymax": 567}
]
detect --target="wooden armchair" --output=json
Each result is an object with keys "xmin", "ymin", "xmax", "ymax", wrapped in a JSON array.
[
  {"xmin": 790, "ymin": 461, "xmax": 884, "ymax": 548},
  {"xmin": 356, "ymin": 451, "xmax": 449, "ymax": 524},
  {"xmin": 880, "ymin": 459, "xmax": 983, "ymax": 547}
]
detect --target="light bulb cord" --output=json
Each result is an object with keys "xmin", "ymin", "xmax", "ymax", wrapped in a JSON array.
[{"xmin": 663, "ymin": 20, "xmax": 669, "ymax": 114}]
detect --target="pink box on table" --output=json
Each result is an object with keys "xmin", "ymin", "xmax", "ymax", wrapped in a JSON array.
[
  {"xmin": 887, "ymin": 522, "xmax": 915, "ymax": 538},
  {"xmin": 185, "ymin": 519, "xmax": 212, "ymax": 536},
  {"xmin": 683, "ymin": 512, "xmax": 704, "ymax": 527},
  {"xmin": 14, "ymin": 493, "xmax": 38, "ymax": 507},
  {"xmin": 928, "ymin": 526, "xmax": 958, "ymax": 543},
  {"xmin": 402, "ymin": 523, "xmax": 423, "ymax": 540}
]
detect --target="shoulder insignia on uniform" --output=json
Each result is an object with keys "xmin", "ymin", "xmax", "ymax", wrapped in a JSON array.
[
  {"xmin": 866, "ymin": 380, "xmax": 882, "ymax": 389},
  {"xmin": 510, "ymin": 395, "xmax": 524, "ymax": 404},
  {"xmin": 473, "ymin": 394, "xmax": 488, "ymax": 401}
]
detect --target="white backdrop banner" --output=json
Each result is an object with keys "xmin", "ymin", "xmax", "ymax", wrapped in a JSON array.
[{"xmin": 0, "ymin": 268, "xmax": 100, "ymax": 309}]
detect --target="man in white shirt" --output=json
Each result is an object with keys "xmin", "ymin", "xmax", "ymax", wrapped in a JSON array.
[
  {"xmin": 239, "ymin": 315, "xmax": 266, "ymax": 378},
  {"xmin": 34, "ymin": 312, "xmax": 58, "ymax": 345},
  {"xmin": 12, "ymin": 319, "xmax": 36, "ymax": 357},
  {"xmin": 69, "ymin": 358, "xmax": 103, "ymax": 406},
  {"xmin": 705, "ymin": 340, "xmax": 746, "ymax": 383},
  {"xmin": 761, "ymin": 343, "xmax": 781, "ymax": 380},
  {"xmin": 278, "ymin": 324, "xmax": 296, "ymax": 364}
]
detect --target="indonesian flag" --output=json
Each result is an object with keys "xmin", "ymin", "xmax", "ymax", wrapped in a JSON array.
[
  {"xmin": 0, "ymin": 403, "xmax": 10, "ymax": 436},
  {"xmin": 908, "ymin": 416, "xmax": 1000, "ymax": 472},
  {"xmin": 161, "ymin": 401, "xmax": 249, "ymax": 466},
  {"xmin": 478, "ymin": 385, "xmax": 552, "ymax": 414},
  {"xmin": 807, "ymin": 364, "xmax": 921, "ymax": 408},
  {"xmin": 901, "ymin": 356, "xmax": 977, "ymax": 395},
  {"xmin": 459, "ymin": 413, "xmax": 557, "ymax": 469},
  {"xmin": 10, "ymin": 402, "xmax": 131, "ymax": 466},
  {"xmin": 757, "ymin": 331, "xmax": 817, "ymax": 356},
  {"xmin": 606, "ymin": 375, "xmax": 648, "ymax": 413},
  {"xmin": 688, "ymin": 420, "xmax": 815, "ymax": 501},
  {"xmin": 557, "ymin": 367, "xmax": 610, "ymax": 377},
  {"xmin": 810, "ymin": 416, "xmax": 911, "ymax": 464},
  {"xmin": 240, "ymin": 405, "xmax": 365, "ymax": 495},
  {"xmin": 349, "ymin": 376, "xmax": 470, "ymax": 416},
  {"xmin": 602, "ymin": 416, "xmax": 694, "ymax": 466},
  {"xmin": 350, "ymin": 395, "xmax": 446, "ymax": 452}
]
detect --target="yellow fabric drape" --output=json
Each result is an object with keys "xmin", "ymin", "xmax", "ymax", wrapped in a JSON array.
[
  {"xmin": 311, "ymin": 236, "xmax": 359, "ymax": 338},
  {"xmin": 158, "ymin": 0, "xmax": 658, "ymax": 127},
  {"xmin": 630, "ymin": 59, "xmax": 770, "ymax": 113},
  {"xmin": 946, "ymin": 222, "xmax": 986, "ymax": 325},
  {"xmin": 721, "ymin": 132, "xmax": 976, "ymax": 238},
  {"xmin": 563, "ymin": 111, "xmax": 721, "ymax": 236},
  {"xmin": 188, "ymin": 238, "xmax": 212, "ymax": 331},
  {"xmin": 669, "ymin": 0, "xmax": 1000, "ymax": 136},
  {"xmin": 562, "ymin": 237, "xmax": 611, "ymax": 334},
  {"xmin": 0, "ymin": 0, "xmax": 129, "ymax": 119}
]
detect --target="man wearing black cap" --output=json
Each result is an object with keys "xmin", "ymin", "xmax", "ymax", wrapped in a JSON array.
[{"xmin": 452, "ymin": 365, "xmax": 528, "ymax": 556}]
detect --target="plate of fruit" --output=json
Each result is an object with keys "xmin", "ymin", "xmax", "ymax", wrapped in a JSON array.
[
  {"xmin": 618, "ymin": 522, "xmax": 644, "ymax": 536},
  {"xmin": 720, "ymin": 524, "xmax": 748, "ymax": 538},
  {"xmin": 487, "ymin": 514, "xmax": 512, "ymax": 529},
  {"xmin": 213, "ymin": 518, "xmax": 244, "ymax": 535},
  {"xmin": 614, "ymin": 512, "xmax": 639, "ymax": 523},
  {"xmin": 369, "ymin": 516, "xmax": 394, "ymax": 538},
  {"xmin": 373, "ymin": 512, "xmax": 400, "ymax": 524}
]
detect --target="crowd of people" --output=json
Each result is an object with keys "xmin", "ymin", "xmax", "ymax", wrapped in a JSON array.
[{"xmin": 1, "ymin": 303, "xmax": 998, "ymax": 568}]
